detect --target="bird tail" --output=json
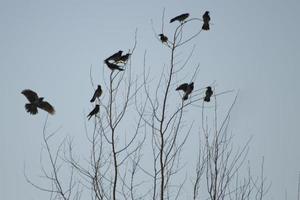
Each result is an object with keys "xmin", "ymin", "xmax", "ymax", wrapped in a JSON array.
[
  {"xmin": 25, "ymin": 103, "xmax": 38, "ymax": 115},
  {"xmin": 202, "ymin": 23, "xmax": 210, "ymax": 30},
  {"xmin": 90, "ymin": 95, "xmax": 96, "ymax": 103},
  {"xmin": 117, "ymin": 67, "xmax": 124, "ymax": 71},
  {"xmin": 204, "ymin": 96, "xmax": 210, "ymax": 102},
  {"xmin": 170, "ymin": 18, "xmax": 175, "ymax": 23},
  {"xmin": 87, "ymin": 114, "xmax": 92, "ymax": 120}
]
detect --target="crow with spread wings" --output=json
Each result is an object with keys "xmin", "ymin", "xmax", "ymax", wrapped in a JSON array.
[{"xmin": 21, "ymin": 89, "xmax": 55, "ymax": 115}]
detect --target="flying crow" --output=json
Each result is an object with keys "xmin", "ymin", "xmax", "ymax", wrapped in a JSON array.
[{"xmin": 21, "ymin": 89, "xmax": 55, "ymax": 115}]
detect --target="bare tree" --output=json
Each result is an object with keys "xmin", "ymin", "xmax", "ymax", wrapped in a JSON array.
[
  {"xmin": 25, "ymin": 10, "xmax": 270, "ymax": 200},
  {"xmin": 191, "ymin": 93, "xmax": 270, "ymax": 200},
  {"xmin": 24, "ymin": 116, "xmax": 82, "ymax": 200}
]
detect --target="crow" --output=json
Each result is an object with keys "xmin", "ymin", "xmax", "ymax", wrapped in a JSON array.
[
  {"xmin": 176, "ymin": 82, "xmax": 194, "ymax": 100},
  {"xmin": 87, "ymin": 104, "xmax": 100, "ymax": 120},
  {"xmin": 90, "ymin": 85, "xmax": 103, "ymax": 103},
  {"xmin": 170, "ymin": 13, "xmax": 189, "ymax": 23},
  {"xmin": 202, "ymin": 11, "xmax": 210, "ymax": 30},
  {"xmin": 21, "ymin": 89, "xmax": 55, "ymax": 115},
  {"xmin": 104, "ymin": 60, "xmax": 124, "ymax": 71},
  {"xmin": 204, "ymin": 86, "xmax": 213, "ymax": 102},
  {"xmin": 158, "ymin": 34, "xmax": 168, "ymax": 43}
]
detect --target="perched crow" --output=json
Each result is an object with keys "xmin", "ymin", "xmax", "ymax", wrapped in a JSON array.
[
  {"xmin": 158, "ymin": 34, "xmax": 168, "ymax": 43},
  {"xmin": 104, "ymin": 60, "xmax": 124, "ymax": 71},
  {"xmin": 21, "ymin": 89, "xmax": 55, "ymax": 115},
  {"xmin": 118, "ymin": 53, "xmax": 131, "ymax": 63},
  {"xmin": 170, "ymin": 13, "xmax": 189, "ymax": 23},
  {"xmin": 204, "ymin": 86, "xmax": 213, "ymax": 102},
  {"xmin": 105, "ymin": 50, "xmax": 123, "ymax": 62},
  {"xmin": 202, "ymin": 11, "xmax": 210, "ymax": 30},
  {"xmin": 176, "ymin": 82, "xmax": 194, "ymax": 100},
  {"xmin": 87, "ymin": 104, "xmax": 100, "ymax": 120},
  {"xmin": 90, "ymin": 85, "xmax": 103, "ymax": 103}
]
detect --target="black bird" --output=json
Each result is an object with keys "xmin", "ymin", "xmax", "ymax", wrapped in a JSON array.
[
  {"xmin": 204, "ymin": 86, "xmax": 213, "ymax": 102},
  {"xmin": 118, "ymin": 53, "xmax": 131, "ymax": 63},
  {"xmin": 202, "ymin": 11, "xmax": 210, "ymax": 30},
  {"xmin": 90, "ymin": 85, "xmax": 103, "ymax": 103},
  {"xmin": 104, "ymin": 60, "xmax": 124, "ymax": 71},
  {"xmin": 21, "ymin": 89, "xmax": 55, "ymax": 115},
  {"xmin": 170, "ymin": 13, "xmax": 189, "ymax": 23},
  {"xmin": 87, "ymin": 104, "xmax": 100, "ymax": 120},
  {"xmin": 105, "ymin": 50, "xmax": 123, "ymax": 62},
  {"xmin": 158, "ymin": 34, "xmax": 168, "ymax": 43},
  {"xmin": 176, "ymin": 82, "xmax": 194, "ymax": 100}
]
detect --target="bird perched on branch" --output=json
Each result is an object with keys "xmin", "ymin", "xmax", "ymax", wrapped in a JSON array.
[
  {"xmin": 204, "ymin": 86, "xmax": 213, "ymax": 102},
  {"xmin": 105, "ymin": 50, "xmax": 123, "ymax": 62},
  {"xmin": 90, "ymin": 85, "xmax": 102, "ymax": 103},
  {"xmin": 104, "ymin": 60, "xmax": 124, "ymax": 71},
  {"xmin": 87, "ymin": 104, "xmax": 100, "ymax": 120},
  {"xmin": 202, "ymin": 11, "xmax": 210, "ymax": 30},
  {"xmin": 176, "ymin": 82, "xmax": 194, "ymax": 100},
  {"xmin": 21, "ymin": 89, "xmax": 55, "ymax": 115},
  {"xmin": 170, "ymin": 13, "xmax": 189, "ymax": 23},
  {"xmin": 158, "ymin": 34, "xmax": 168, "ymax": 43}
]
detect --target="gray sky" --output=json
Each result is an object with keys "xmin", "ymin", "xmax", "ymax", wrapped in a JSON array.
[{"xmin": 1, "ymin": 0, "xmax": 300, "ymax": 199}]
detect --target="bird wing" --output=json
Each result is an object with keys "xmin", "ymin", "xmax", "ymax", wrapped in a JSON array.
[
  {"xmin": 170, "ymin": 15, "xmax": 180, "ymax": 23},
  {"xmin": 39, "ymin": 101, "xmax": 55, "ymax": 115},
  {"xmin": 90, "ymin": 89, "xmax": 102, "ymax": 102},
  {"xmin": 90, "ymin": 92, "xmax": 97, "ymax": 102},
  {"xmin": 176, "ymin": 83, "xmax": 188, "ymax": 91},
  {"xmin": 106, "ymin": 62, "xmax": 124, "ymax": 71},
  {"xmin": 119, "ymin": 54, "xmax": 131, "ymax": 62},
  {"xmin": 22, "ymin": 89, "xmax": 39, "ymax": 103},
  {"xmin": 170, "ymin": 13, "xmax": 189, "ymax": 23},
  {"xmin": 206, "ymin": 90, "xmax": 213, "ymax": 97},
  {"xmin": 106, "ymin": 51, "xmax": 122, "ymax": 61},
  {"xmin": 186, "ymin": 86, "xmax": 193, "ymax": 95},
  {"xmin": 25, "ymin": 103, "xmax": 38, "ymax": 114}
]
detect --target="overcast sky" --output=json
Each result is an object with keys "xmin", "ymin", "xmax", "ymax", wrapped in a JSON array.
[{"xmin": 1, "ymin": 0, "xmax": 300, "ymax": 199}]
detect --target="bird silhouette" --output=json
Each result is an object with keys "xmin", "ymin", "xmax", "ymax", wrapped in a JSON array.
[
  {"xmin": 90, "ymin": 85, "xmax": 103, "ymax": 103},
  {"xmin": 176, "ymin": 82, "xmax": 194, "ymax": 100},
  {"xmin": 170, "ymin": 13, "xmax": 189, "ymax": 23},
  {"xmin": 158, "ymin": 34, "xmax": 168, "ymax": 43},
  {"xmin": 21, "ymin": 89, "xmax": 55, "ymax": 115},
  {"xmin": 104, "ymin": 60, "xmax": 124, "ymax": 71},
  {"xmin": 105, "ymin": 50, "xmax": 123, "ymax": 62},
  {"xmin": 202, "ymin": 11, "xmax": 210, "ymax": 30},
  {"xmin": 204, "ymin": 86, "xmax": 213, "ymax": 102},
  {"xmin": 87, "ymin": 104, "xmax": 100, "ymax": 120}
]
